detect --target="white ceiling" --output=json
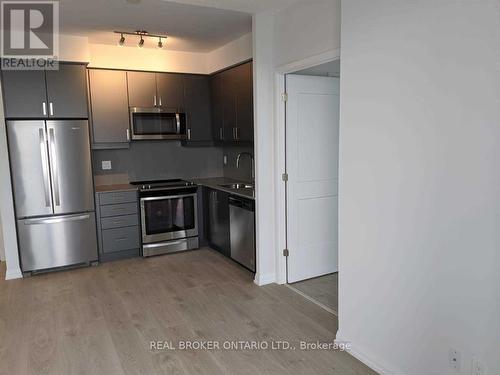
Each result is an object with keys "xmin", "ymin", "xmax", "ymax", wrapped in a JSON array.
[
  {"xmin": 163, "ymin": 0, "xmax": 302, "ymax": 13},
  {"xmin": 58, "ymin": 0, "xmax": 253, "ymax": 52}
]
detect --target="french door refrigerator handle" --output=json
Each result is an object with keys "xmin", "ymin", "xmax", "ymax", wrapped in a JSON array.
[
  {"xmin": 48, "ymin": 128, "xmax": 60, "ymax": 206},
  {"xmin": 39, "ymin": 128, "xmax": 51, "ymax": 207}
]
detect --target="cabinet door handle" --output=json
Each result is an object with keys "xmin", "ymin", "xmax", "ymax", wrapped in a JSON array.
[
  {"xmin": 235, "ymin": 127, "xmax": 239, "ymax": 141},
  {"xmin": 187, "ymin": 129, "xmax": 191, "ymax": 140},
  {"xmin": 49, "ymin": 102, "xmax": 54, "ymax": 116},
  {"xmin": 42, "ymin": 102, "xmax": 47, "ymax": 116},
  {"xmin": 159, "ymin": 96, "xmax": 162, "ymax": 107},
  {"xmin": 153, "ymin": 95, "xmax": 157, "ymax": 107},
  {"xmin": 219, "ymin": 128, "xmax": 223, "ymax": 140},
  {"xmin": 126, "ymin": 129, "xmax": 130, "ymax": 141}
]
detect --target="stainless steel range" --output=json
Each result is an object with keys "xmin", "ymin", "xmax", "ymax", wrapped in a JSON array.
[{"xmin": 131, "ymin": 179, "xmax": 199, "ymax": 257}]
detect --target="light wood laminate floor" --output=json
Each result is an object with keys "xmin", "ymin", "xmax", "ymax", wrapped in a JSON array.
[
  {"xmin": 0, "ymin": 249, "xmax": 376, "ymax": 375},
  {"xmin": 291, "ymin": 273, "xmax": 339, "ymax": 313}
]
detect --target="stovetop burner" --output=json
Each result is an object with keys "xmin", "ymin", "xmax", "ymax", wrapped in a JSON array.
[{"xmin": 130, "ymin": 179, "xmax": 195, "ymax": 191}]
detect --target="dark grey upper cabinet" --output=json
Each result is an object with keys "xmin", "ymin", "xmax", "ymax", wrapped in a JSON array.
[
  {"xmin": 1, "ymin": 63, "xmax": 88, "ymax": 119},
  {"xmin": 1, "ymin": 69, "xmax": 47, "ymax": 118},
  {"xmin": 88, "ymin": 69, "xmax": 130, "ymax": 144},
  {"xmin": 209, "ymin": 61, "xmax": 254, "ymax": 144},
  {"xmin": 184, "ymin": 75, "xmax": 212, "ymax": 143},
  {"xmin": 127, "ymin": 71, "xmax": 156, "ymax": 108},
  {"xmin": 234, "ymin": 62, "xmax": 254, "ymax": 142},
  {"xmin": 221, "ymin": 67, "xmax": 238, "ymax": 142},
  {"xmin": 156, "ymin": 73, "xmax": 184, "ymax": 109},
  {"xmin": 45, "ymin": 64, "xmax": 88, "ymax": 118},
  {"xmin": 210, "ymin": 73, "xmax": 224, "ymax": 143}
]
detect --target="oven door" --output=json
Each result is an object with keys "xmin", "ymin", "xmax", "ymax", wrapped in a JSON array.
[{"xmin": 140, "ymin": 193, "xmax": 198, "ymax": 243}]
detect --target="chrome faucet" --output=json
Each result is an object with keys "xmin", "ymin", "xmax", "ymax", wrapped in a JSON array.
[{"xmin": 236, "ymin": 152, "xmax": 254, "ymax": 181}]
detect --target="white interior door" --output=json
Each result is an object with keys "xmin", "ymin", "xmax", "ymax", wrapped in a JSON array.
[{"xmin": 286, "ymin": 75, "xmax": 339, "ymax": 283}]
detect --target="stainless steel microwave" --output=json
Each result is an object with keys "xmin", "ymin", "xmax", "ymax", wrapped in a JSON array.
[{"xmin": 129, "ymin": 107, "xmax": 187, "ymax": 140}]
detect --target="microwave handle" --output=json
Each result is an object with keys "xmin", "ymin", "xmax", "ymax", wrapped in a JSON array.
[{"xmin": 176, "ymin": 113, "xmax": 181, "ymax": 134}]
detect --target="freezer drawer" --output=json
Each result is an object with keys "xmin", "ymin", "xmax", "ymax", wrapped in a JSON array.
[{"xmin": 17, "ymin": 213, "xmax": 98, "ymax": 272}]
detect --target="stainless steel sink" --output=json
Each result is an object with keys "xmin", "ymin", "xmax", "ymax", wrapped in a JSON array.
[{"xmin": 219, "ymin": 183, "xmax": 254, "ymax": 190}]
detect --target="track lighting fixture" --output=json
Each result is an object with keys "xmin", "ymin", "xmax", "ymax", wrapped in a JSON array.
[{"xmin": 114, "ymin": 30, "xmax": 167, "ymax": 49}]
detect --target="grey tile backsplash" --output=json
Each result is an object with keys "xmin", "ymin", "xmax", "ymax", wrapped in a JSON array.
[
  {"xmin": 93, "ymin": 141, "xmax": 255, "ymax": 184},
  {"xmin": 223, "ymin": 145, "xmax": 254, "ymax": 182},
  {"xmin": 93, "ymin": 141, "xmax": 223, "ymax": 183}
]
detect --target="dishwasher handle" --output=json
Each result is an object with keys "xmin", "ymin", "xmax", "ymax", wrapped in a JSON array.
[{"xmin": 229, "ymin": 196, "xmax": 254, "ymax": 211}]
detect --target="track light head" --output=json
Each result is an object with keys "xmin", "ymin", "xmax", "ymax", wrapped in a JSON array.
[
  {"xmin": 157, "ymin": 37, "xmax": 163, "ymax": 49},
  {"xmin": 118, "ymin": 33, "xmax": 125, "ymax": 46},
  {"xmin": 138, "ymin": 36, "xmax": 144, "ymax": 48}
]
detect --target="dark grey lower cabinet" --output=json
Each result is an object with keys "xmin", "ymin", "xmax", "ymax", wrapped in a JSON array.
[
  {"xmin": 95, "ymin": 190, "xmax": 141, "ymax": 262},
  {"xmin": 204, "ymin": 187, "xmax": 230, "ymax": 257}
]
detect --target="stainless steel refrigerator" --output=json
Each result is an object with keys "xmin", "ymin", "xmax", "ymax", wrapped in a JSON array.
[{"xmin": 7, "ymin": 120, "xmax": 98, "ymax": 273}]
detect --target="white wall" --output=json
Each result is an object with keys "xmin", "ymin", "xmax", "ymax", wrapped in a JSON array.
[
  {"xmin": 252, "ymin": 12, "xmax": 276, "ymax": 285},
  {"xmin": 55, "ymin": 33, "xmax": 252, "ymax": 74},
  {"xmin": 337, "ymin": 1, "xmax": 500, "ymax": 374},
  {"xmin": 273, "ymin": 0, "xmax": 340, "ymax": 67},
  {"xmin": 0, "ymin": 216, "xmax": 5, "ymax": 262},
  {"xmin": 206, "ymin": 33, "xmax": 253, "ymax": 73},
  {"xmin": 0, "ymin": 84, "xmax": 22, "ymax": 279},
  {"xmin": 88, "ymin": 43, "xmax": 208, "ymax": 73}
]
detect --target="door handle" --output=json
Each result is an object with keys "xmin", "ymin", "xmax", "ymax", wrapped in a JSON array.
[
  {"xmin": 39, "ymin": 128, "xmax": 51, "ymax": 207},
  {"xmin": 24, "ymin": 213, "xmax": 90, "ymax": 225},
  {"xmin": 42, "ymin": 102, "xmax": 47, "ymax": 116},
  {"xmin": 49, "ymin": 102, "xmax": 54, "ymax": 116},
  {"xmin": 49, "ymin": 128, "xmax": 60, "ymax": 206}
]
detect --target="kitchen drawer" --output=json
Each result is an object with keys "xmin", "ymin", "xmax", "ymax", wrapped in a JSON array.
[
  {"xmin": 102, "ymin": 226, "xmax": 140, "ymax": 253},
  {"xmin": 100, "ymin": 214, "xmax": 139, "ymax": 230},
  {"xmin": 99, "ymin": 191, "xmax": 137, "ymax": 205},
  {"xmin": 100, "ymin": 202, "xmax": 137, "ymax": 218}
]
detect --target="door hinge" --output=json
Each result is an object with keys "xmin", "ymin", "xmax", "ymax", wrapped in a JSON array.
[
  {"xmin": 282, "ymin": 92, "xmax": 288, "ymax": 102},
  {"xmin": 282, "ymin": 173, "xmax": 288, "ymax": 182},
  {"xmin": 283, "ymin": 248, "xmax": 289, "ymax": 257}
]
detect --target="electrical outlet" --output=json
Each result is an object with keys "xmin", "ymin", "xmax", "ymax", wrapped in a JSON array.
[
  {"xmin": 101, "ymin": 160, "xmax": 112, "ymax": 170},
  {"xmin": 472, "ymin": 357, "xmax": 485, "ymax": 375},
  {"xmin": 449, "ymin": 348, "xmax": 461, "ymax": 371}
]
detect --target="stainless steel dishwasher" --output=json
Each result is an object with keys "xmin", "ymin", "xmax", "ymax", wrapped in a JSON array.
[{"xmin": 229, "ymin": 196, "xmax": 256, "ymax": 272}]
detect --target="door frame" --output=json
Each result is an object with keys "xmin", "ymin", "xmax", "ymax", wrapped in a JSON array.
[{"xmin": 273, "ymin": 48, "xmax": 340, "ymax": 284}]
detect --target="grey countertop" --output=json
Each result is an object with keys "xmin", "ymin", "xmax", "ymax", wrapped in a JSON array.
[
  {"xmin": 94, "ymin": 177, "xmax": 255, "ymax": 199},
  {"xmin": 190, "ymin": 177, "xmax": 255, "ymax": 199}
]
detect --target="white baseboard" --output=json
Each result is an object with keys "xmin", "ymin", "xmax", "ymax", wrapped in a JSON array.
[
  {"xmin": 253, "ymin": 272, "xmax": 275, "ymax": 286},
  {"xmin": 5, "ymin": 267, "xmax": 22, "ymax": 280},
  {"xmin": 335, "ymin": 333, "xmax": 404, "ymax": 375}
]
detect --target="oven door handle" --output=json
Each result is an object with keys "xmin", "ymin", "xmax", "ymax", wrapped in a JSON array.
[{"xmin": 140, "ymin": 193, "xmax": 197, "ymax": 201}]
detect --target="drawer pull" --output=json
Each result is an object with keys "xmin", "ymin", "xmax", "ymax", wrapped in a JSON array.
[{"xmin": 114, "ymin": 237, "xmax": 128, "ymax": 241}]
